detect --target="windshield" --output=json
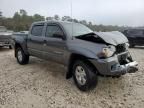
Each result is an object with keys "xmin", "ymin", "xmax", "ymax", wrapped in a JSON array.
[
  {"xmin": 62, "ymin": 23, "xmax": 93, "ymax": 37},
  {"xmin": 0, "ymin": 26, "xmax": 7, "ymax": 32}
]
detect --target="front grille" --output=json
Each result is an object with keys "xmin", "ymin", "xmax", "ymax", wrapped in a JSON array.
[
  {"xmin": 117, "ymin": 53, "xmax": 128, "ymax": 65},
  {"xmin": 116, "ymin": 44, "xmax": 126, "ymax": 54}
]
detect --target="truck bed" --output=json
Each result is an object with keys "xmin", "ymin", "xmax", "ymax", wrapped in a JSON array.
[
  {"xmin": 12, "ymin": 32, "xmax": 28, "ymax": 40},
  {"xmin": 11, "ymin": 32, "xmax": 28, "ymax": 48}
]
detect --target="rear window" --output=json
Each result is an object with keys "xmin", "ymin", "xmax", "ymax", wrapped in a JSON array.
[{"xmin": 31, "ymin": 24, "xmax": 44, "ymax": 36}]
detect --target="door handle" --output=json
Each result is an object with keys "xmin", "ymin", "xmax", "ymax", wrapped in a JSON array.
[{"xmin": 43, "ymin": 40, "xmax": 47, "ymax": 46}]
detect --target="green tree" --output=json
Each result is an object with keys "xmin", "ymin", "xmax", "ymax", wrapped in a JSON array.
[
  {"xmin": 46, "ymin": 17, "xmax": 53, "ymax": 21},
  {"xmin": 20, "ymin": 9, "xmax": 27, "ymax": 16},
  {"xmin": 79, "ymin": 20, "xmax": 87, "ymax": 25},
  {"xmin": 73, "ymin": 19, "xmax": 79, "ymax": 23},
  {"xmin": 0, "ymin": 11, "xmax": 2, "ymax": 17},
  {"xmin": 0, "ymin": 9, "xmax": 131, "ymax": 32},
  {"xmin": 33, "ymin": 14, "xmax": 45, "ymax": 21},
  {"xmin": 62, "ymin": 16, "xmax": 71, "ymax": 21},
  {"xmin": 0, "ymin": 11, "xmax": 3, "ymax": 25},
  {"xmin": 54, "ymin": 15, "xmax": 60, "ymax": 20}
]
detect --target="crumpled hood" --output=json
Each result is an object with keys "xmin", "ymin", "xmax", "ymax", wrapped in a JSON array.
[{"xmin": 95, "ymin": 31, "xmax": 128, "ymax": 46}]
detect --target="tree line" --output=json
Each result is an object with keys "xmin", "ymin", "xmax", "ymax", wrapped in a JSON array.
[{"xmin": 0, "ymin": 9, "xmax": 129, "ymax": 32}]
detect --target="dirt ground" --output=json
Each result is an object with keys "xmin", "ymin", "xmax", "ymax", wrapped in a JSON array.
[{"xmin": 0, "ymin": 47, "xmax": 144, "ymax": 108}]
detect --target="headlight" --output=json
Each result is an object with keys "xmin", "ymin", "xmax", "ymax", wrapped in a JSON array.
[{"xmin": 97, "ymin": 45, "xmax": 116, "ymax": 58}]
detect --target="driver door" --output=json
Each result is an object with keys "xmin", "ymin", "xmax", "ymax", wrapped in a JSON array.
[{"xmin": 43, "ymin": 24, "xmax": 66, "ymax": 64}]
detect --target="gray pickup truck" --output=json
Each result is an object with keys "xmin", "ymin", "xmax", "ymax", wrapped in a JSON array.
[
  {"xmin": 0, "ymin": 26, "xmax": 13, "ymax": 49},
  {"xmin": 12, "ymin": 21, "xmax": 138, "ymax": 91}
]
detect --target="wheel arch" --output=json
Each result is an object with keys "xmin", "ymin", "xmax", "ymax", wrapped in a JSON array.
[
  {"xmin": 14, "ymin": 42, "xmax": 29, "ymax": 57},
  {"xmin": 66, "ymin": 53, "xmax": 97, "ymax": 79},
  {"xmin": 14, "ymin": 43, "xmax": 22, "ymax": 57}
]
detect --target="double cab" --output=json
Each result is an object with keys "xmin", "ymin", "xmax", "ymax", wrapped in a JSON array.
[{"xmin": 12, "ymin": 21, "xmax": 138, "ymax": 91}]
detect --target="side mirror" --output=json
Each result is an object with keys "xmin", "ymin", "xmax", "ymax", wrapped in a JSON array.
[{"xmin": 53, "ymin": 33, "xmax": 65, "ymax": 40}]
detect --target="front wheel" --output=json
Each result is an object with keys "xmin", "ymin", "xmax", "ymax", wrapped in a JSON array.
[
  {"xmin": 73, "ymin": 60, "xmax": 98, "ymax": 91},
  {"xmin": 16, "ymin": 47, "xmax": 29, "ymax": 65}
]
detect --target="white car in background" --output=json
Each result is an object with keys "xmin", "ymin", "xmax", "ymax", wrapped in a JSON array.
[{"xmin": 0, "ymin": 26, "xmax": 13, "ymax": 49}]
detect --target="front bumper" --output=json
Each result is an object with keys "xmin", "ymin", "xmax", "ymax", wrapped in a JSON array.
[{"xmin": 89, "ymin": 53, "xmax": 138, "ymax": 76}]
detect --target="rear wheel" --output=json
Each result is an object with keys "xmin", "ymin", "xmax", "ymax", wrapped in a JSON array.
[
  {"xmin": 16, "ymin": 47, "xmax": 29, "ymax": 65},
  {"xmin": 9, "ymin": 45, "xmax": 12, "ymax": 49},
  {"xmin": 73, "ymin": 60, "xmax": 98, "ymax": 91}
]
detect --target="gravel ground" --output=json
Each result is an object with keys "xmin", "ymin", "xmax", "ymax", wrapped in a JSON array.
[{"xmin": 0, "ymin": 47, "xmax": 144, "ymax": 108}]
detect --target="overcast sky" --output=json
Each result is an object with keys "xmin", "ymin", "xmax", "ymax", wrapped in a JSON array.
[{"xmin": 0, "ymin": 0, "xmax": 144, "ymax": 26}]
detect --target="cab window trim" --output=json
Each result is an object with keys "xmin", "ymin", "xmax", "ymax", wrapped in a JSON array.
[
  {"xmin": 45, "ymin": 24, "xmax": 65, "ymax": 39},
  {"xmin": 31, "ymin": 23, "xmax": 44, "ymax": 36}
]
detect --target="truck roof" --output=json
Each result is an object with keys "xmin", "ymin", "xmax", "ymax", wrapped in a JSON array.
[{"xmin": 32, "ymin": 20, "xmax": 76, "ymax": 25}]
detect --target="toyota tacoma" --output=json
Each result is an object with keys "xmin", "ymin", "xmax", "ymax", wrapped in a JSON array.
[{"xmin": 12, "ymin": 21, "xmax": 138, "ymax": 91}]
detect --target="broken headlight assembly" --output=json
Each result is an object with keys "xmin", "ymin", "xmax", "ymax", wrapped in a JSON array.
[
  {"xmin": 97, "ymin": 45, "xmax": 116, "ymax": 58},
  {"xmin": 125, "ymin": 43, "xmax": 129, "ymax": 50}
]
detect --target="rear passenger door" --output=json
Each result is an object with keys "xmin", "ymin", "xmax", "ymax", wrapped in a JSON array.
[
  {"xmin": 27, "ymin": 23, "xmax": 45, "ymax": 58},
  {"xmin": 43, "ymin": 23, "xmax": 66, "ymax": 64}
]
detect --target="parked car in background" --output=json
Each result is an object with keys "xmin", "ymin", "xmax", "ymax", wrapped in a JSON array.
[
  {"xmin": 0, "ymin": 26, "xmax": 13, "ymax": 49},
  {"xmin": 12, "ymin": 21, "xmax": 138, "ymax": 91},
  {"xmin": 122, "ymin": 28, "xmax": 144, "ymax": 48},
  {"xmin": 12, "ymin": 31, "xmax": 29, "ymax": 36}
]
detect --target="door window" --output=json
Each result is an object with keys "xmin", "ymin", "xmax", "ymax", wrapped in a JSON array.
[
  {"xmin": 45, "ymin": 25, "xmax": 64, "ymax": 38},
  {"xmin": 31, "ymin": 24, "xmax": 44, "ymax": 36}
]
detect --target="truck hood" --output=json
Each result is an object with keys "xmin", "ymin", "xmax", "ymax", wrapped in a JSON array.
[{"xmin": 95, "ymin": 31, "xmax": 128, "ymax": 46}]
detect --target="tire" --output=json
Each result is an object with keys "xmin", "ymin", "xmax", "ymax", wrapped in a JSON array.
[
  {"xmin": 72, "ymin": 60, "xmax": 98, "ymax": 91},
  {"xmin": 9, "ymin": 45, "xmax": 12, "ymax": 49},
  {"xmin": 16, "ymin": 47, "xmax": 29, "ymax": 65}
]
